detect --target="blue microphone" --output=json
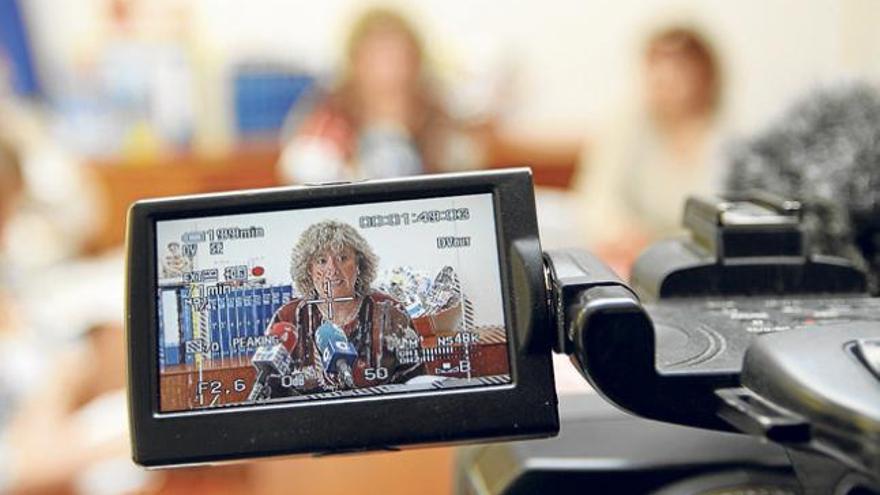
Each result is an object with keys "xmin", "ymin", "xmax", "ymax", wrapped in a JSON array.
[{"xmin": 315, "ymin": 321, "xmax": 357, "ymax": 388}]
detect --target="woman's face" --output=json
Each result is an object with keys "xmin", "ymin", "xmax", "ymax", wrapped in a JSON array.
[
  {"xmin": 309, "ymin": 246, "xmax": 359, "ymax": 300},
  {"xmin": 644, "ymin": 41, "xmax": 715, "ymax": 120},
  {"xmin": 352, "ymin": 28, "xmax": 420, "ymax": 95}
]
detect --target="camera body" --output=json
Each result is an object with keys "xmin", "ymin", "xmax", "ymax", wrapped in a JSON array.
[
  {"xmin": 553, "ymin": 193, "xmax": 880, "ymax": 492},
  {"xmin": 126, "ymin": 170, "xmax": 879, "ymax": 491},
  {"xmin": 455, "ymin": 192, "xmax": 880, "ymax": 494},
  {"xmin": 572, "ymin": 195, "xmax": 876, "ymax": 428}
]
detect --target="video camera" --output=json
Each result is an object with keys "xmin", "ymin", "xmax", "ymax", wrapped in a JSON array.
[{"xmin": 125, "ymin": 169, "xmax": 879, "ymax": 492}]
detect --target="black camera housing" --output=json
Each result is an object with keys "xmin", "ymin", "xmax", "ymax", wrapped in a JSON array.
[
  {"xmin": 126, "ymin": 169, "xmax": 558, "ymax": 467},
  {"xmin": 568, "ymin": 195, "xmax": 877, "ymax": 429},
  {"xmin": 555, "ymin": 194, "xmax": 880, "ymax": 488},
  {"xmin": 472, "ymin": 194, "xmax": 880, "ymax": 494}
]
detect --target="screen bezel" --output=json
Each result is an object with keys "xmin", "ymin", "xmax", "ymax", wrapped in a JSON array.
[{"xmin": 127, "ymin": 168, "xmax": 558, "ymax": 466}]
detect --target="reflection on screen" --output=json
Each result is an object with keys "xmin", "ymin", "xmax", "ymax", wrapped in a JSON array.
[{"xmin": 155, "ymin": 194, "xmax": 510, "ymax": 412}]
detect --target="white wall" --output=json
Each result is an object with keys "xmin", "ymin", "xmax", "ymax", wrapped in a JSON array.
[
  {"xmin": 22, "ymin": 0, "xmax": 880, "ymax": 140},
  {"xmin": 191, "ymin": 0, "xmax": 880, "ymax": 137}
]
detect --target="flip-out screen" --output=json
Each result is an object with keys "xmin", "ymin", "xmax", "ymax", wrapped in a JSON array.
[{"xmin": 155, "ymin": 193, "xmax": 510, "ymax": 412}]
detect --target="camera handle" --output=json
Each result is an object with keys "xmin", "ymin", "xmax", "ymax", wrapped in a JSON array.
[
  {"xmin": 543, "ymin": 249, "xmax": 734, "ymax": 431},
  {"xmin": 543, "ymin": 194, "xmax": 874, "ymax": 433},
  {"xmin": 544, "ymin": 249, "xmax": 880, "ymax": 492}
]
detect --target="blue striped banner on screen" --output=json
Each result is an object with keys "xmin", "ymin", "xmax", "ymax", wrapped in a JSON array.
[
  {"xmin": 264, "ymin": 287, "xmax": 273, "ymax": 331},
  {"xmin": 230, "ymin": 289, "xmax": 238, "ymax": 357},
  {"xmin": 217, "ymin": 292, "xmax": 227, "ymax": 359},
  {"xmin": 223, "ymin": 292, "xmax": 235, "ymax": 357},
  {"xmin": 241, "ymin": 289, "xmax": 251, "ymax": 352},
  {"xmin": 209, "ymin": 292, "xmax": 220, "ymax": 359},
  {"xmin": 246, "ymin": 288, "xmax": 258, "ymax": 355},
  {"xmin": 235, "ymin": 292, "xmax": 246, "ymax": 356},
  {"xmin": 158, "ymin": 289, "xmax": 165, "ymax": 369},
  {"xmin": 271, "ymin": 286, "xmax": 282, "ymax": 324},
  {"xmin": 250, "ymin": 287, "xmax": 261, "ymax": 340},
  {"xmin": 166, "ymin": 284, "xmax": 305, "ymax": 364},
  {"xmin": 241, "ymin": 287, "xmax": 253, "ymax": 355},
  {"xmin": 239, "ymin": 289, "xmax": 249, "ymax": 356},
  {"xmin": 258, "ymin": 287, "xmax": 266, "ymax": 335},
  {"xmin": 181, "ymin": 289, "xmax": 194, "ymax": 365}
]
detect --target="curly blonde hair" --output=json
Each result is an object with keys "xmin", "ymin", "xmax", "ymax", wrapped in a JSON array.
[{"xmin": 290, "ymin": 220, "xmax": 378, "ymax": 298}]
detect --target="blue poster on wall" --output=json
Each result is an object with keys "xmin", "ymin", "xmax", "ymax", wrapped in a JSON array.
[{"xmin": 0, "ymin": 0, "xmax": 40, "ymax": 96}]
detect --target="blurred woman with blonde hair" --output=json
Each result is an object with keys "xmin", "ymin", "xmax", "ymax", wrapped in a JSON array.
[{"xmin": 279, "ymin": 7, "xmax": 483, "ymax": 183}]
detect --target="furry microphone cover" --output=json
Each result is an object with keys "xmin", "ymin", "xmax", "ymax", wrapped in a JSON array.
[{"xmin": 726, "ymin": 81, "xmax": 880, "ymax": 293}]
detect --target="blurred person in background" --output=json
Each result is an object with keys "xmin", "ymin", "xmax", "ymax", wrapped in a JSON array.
[
  {"xmin": 0, "ymin": 48, "xmax": 98, "ymax": 270},
  {"xmin": 0, "ymin": 127, "xmax": 110, "ymax": 495},
  {"xmin": 278, "ymin": 7, "xmax": 487, "ymax": 183},
  {"xmin": 0, "ymin": 134, "xmax": 144, "ymax": 495},
  {"xmin": 574, "ymin": 25, "xmax": 727, "ymax": 274},
  {"xmin": 0, "ymin": 135, "xmax": 244, "ymax": 493},
  {"xmin": 0, "ymin": 135, "xmax": 41, "ymax": 442},
  {"xmin": 0, "ymin": 44, "xmax": 158, "ymax": 495},
  {"xmin": 4, "ymin": 323, "xmax": 140, "ymax": 495}
]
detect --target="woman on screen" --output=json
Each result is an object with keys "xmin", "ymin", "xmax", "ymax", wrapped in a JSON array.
[{"xmin": 261, "ymin": 220, "xmax": 424, "ymax": 396}]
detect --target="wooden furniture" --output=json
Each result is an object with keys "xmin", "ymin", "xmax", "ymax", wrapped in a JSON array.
[
  {"xmin": 85, "ymin": 145, "xmax": 282, "ymax": 253},
  {"xmin": 84, "ymin": 138, "xmax": 580, "ymax": 254},
  {"xmin": 485, "ymin": 134, "xmax": 581, "ymax": 188}
]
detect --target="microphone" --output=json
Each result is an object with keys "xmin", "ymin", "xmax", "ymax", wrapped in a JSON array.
[
  {"xmin": 248, "ymin": 322, "xmax": 298, "ymax": 401},
  {"xmin": 725, "ymin": 81, "xmax": 880, "ymax": 292},
  {"xmin": 315, "ymin": 321, "xmax": 357, "ymax": 389}
]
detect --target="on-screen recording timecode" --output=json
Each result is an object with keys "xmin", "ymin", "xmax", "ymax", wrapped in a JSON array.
[{"xmin": 359, "ymin": 208, "xmax": 470, "ymax": 229}]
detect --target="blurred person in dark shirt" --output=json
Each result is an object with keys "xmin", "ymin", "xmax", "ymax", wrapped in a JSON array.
[
  {"xmin": 279, "ymin": 7, "xmax": 486, "ymax": 183},
  {"xmin": 574, "ymin": 25, "xmax": 728, "ymax": 275}
]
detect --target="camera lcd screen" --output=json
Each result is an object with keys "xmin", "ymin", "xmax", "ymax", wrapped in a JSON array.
[{"xmin": 155, "ymin": 193, "xmax": 511, "ymax": 412}]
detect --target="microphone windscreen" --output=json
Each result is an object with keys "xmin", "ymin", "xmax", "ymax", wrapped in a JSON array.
[{"xmin": 725, "ymin": 81, "xmax": 880, "ymax": 290}]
